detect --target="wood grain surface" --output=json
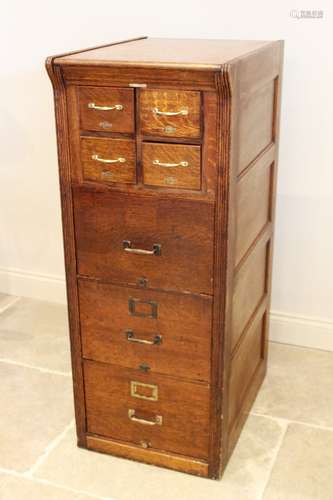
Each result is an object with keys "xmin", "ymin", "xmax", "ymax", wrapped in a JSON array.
[
  {"xmin": 84, "ymin": 360, "xmax": 210, "ymax": 459},
  {"xmin": 140, "ymin": 89, "xmax": 201, "ymax": 138},
  {"xmin": 80, "ymin": 136, "xmax": 136, "ymax": 184},
  {"xmin": 78, "ymin": 86, "xmax": 134, "ymax": 133},
  {"xmin": 79, "ymin": 278, "xmax": 212, "ymax": 381},
  {"xmin": 73, "ymin": 188, "xmax": 215, "ymax": 295},
  {"xmin": 142, "ymin": 142, "xmax": 201, "ymax": 190},
  {"xmin": 86, "ymin": 435, "xmax": 209, "ymax": 477},
  {"xmin": 55, "ymin": 38, "xmax": 274, "ymax": 68}
]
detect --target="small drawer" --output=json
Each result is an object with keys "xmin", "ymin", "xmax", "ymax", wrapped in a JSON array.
[
  {"xmin": 78, "ymin": 279, "xmax": 212, "ymax": 381},
  {"xmin": 142, "ymin": 142, "xmax": 201, "ymax": 190},
  {"xmin": 78, "ymin": 86, "xmax": 134, "ymax": 133},
  {"xmin": 80, "ymin": 137, "xmax": 136, "ymax": 184},
  {"xmin": 84, "ymin": 360, "xmax": 210, "ymax": 459},
  {"xmin": 140, "ymin": 90, "xmax": 201, "ymax": 138}
]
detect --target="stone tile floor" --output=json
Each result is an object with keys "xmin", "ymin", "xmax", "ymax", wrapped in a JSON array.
[{"xmin": 0, "ymin": 292, "xmax": 332, "ymax": 499}]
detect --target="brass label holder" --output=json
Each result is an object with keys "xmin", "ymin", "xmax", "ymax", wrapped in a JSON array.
[
  {"xmin": 130, "ymin": 381, "xmax": 158, "ymax": 401},
  {"xmin": 128, "ymin": 298, "xmax": 158, "ymax": 319}
]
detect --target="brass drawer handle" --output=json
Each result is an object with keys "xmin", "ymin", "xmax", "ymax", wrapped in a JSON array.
[
  {"xmin": 92, "ymin": 155, "xmax": 126, "ymax": 164},
  {"xmin": 88, "ymin": 102, "xmax": 123, "ymax": 111},
  {"xmin": 152, "ymin": 160, "xmax": 188, "ymax": 168},
  {"xmin": 128, "ymin": 409, "xmax": 162, "ymax": 426},
  {"xmin": 123, "ymin": 240, "xmax": 161, "ymax": 256},
  {"xmin": 152, "ymin": 107, "xmax": 188, "ymax": 117},
  {"xmin": 126, "ymin": 330, "xmax": 162, "ymax": 345}
]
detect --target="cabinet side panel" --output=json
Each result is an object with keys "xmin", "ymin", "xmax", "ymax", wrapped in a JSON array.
[
  {"xmin": 46, "ymin": 60, "xmax": 87, "ymax": 445},
  {"xmin": 225, "ymin": 41, "xmax": 284, "ymax": 465}
]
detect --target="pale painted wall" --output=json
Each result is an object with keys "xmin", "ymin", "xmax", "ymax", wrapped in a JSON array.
[{"xmin": 1, "ymin": 0, "xmax": 332, "ymax": 349}]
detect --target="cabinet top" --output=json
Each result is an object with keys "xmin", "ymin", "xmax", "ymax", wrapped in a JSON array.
[{"xmin": 53, "ymin": 37, "xmax": 276, "ymax": 69}]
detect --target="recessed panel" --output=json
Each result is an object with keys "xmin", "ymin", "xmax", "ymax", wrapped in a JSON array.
[
  {"xmin": 238, "ymin": 80, "xmax": 275, "ymax": 173},
  {"xmin": 235, "ymin": 160, "xmax": 273, "ymax": 264},
  {"xmin": 231, "ymin": 241, "xmax": 269, "ymax": 350},
  {"xmin": 229, "ymin": 313, "xmax": 266, "ymax": 427}
]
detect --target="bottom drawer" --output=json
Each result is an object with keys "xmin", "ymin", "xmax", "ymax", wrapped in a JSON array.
[{"xmin": 84, "ymin": 360, "xmax": 210, "ymax": 460}]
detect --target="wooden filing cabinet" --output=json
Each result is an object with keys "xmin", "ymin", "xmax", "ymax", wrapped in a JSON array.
[{"xmin": 46, "ymin": 37, "xmax": 283, "ymax": 479}]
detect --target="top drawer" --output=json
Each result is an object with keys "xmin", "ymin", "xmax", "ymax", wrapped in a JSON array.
[
  {"xmin": 140, "ymin": 90, "xmax": 201, "ymax": 139},
  {"xmin": 78, "ymin": 86, "xmax": 134, "ymax": 133}
]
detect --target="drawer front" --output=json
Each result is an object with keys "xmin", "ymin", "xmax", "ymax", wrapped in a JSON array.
[
  {"xmin": 78, "ymin": 86, "xmax": 134, "ymax": 133},
  {"xmin": 79, "ymin": 279, "xmax": 212, "ymax": 381},
  {"xmin": 80, "ymin": 137, "xmax": 136, "ymax": 184},
  {"xmin": 73, "ymin": 189, "xmax": 214, "ymax": 295},
  {"xmin": 84, "ymin": 360, "xmax": 210, "ymax": 459},
  {"xmin": 142, "ymin": 142, "xmax": 201, "ymax": 190},
  {"xmin": 140, "ymin": 90, "xmax": 201, "ymax": 138}
]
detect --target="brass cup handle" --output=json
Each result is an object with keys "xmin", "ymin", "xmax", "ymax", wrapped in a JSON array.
[
  {"xmin": 128, "ymin": 409, "xmax": 163, "ymax": 426},
  {"xmin": 153, "ymin": 160, "xmax": 188, "ymax": 168},
  {"xmin": 152, "ymin": 107, "xmax": 188, "ymax": 116},
  {"xmin": 123, "ymin": 240, "xmax": 161, "ymax": 256},
  {"xmin": 88, "ymin": 102, "xmax": 123, "ymax": 111},
  {"xmin": 92, "ymin": 155, "xmax": 126, "ymax": 164},
  {"xmin": 126, "ymin": 330, "xmax": 162, "ymax": 345}
]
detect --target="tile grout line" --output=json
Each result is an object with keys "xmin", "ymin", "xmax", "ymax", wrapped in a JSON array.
[
  {"xmin": 26, "ymin": 419, "xmax": 75, "ymax": 477},
  {"xmin": 257, "ymin": 418, "xmax": 289, "ymax": 500},
  {"xmin": 0, "ymin": 296, "xmax": 21, "ymax": 315},
  {"xmin": 0, "ymin": 358, "xmax": 72, "ymax": 377},
  {"xmin": 30, "ymin": 476, "xmax": 115, "ymax": 500},
  {"xmin": 0, "ymin": 467, "xmax": 113, "ymax": 500},
  {"xmin": 250, "ymin": 410, "xmax": 333, "ymax": 433},
  {"xmin": 0, "ymin": 415, "xmax": 115, "ymax": 500}
]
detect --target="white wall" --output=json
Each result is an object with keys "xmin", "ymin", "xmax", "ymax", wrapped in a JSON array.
[{"xmin": 1, "ymin": 0, "xmax": 333, "ymax": 348}]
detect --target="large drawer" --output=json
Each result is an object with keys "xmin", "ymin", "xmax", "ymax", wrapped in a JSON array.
[
  {"xmin": 73, "ymin": 189, "xmax": 214, "ymax": 295},
  {"xmin": 84, "ymin": 360, "xmax": 210, "ymax": 459},
  {"xmin": 79, "ymin": 279, "xmax": 212, "ymax": 381}
]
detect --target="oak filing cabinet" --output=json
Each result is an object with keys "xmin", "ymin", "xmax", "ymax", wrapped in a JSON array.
[{"xmin": 46, "ymin": 37, "xmax": 283, "ymax": 479}]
